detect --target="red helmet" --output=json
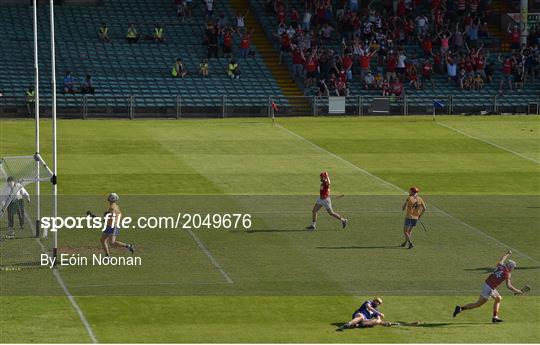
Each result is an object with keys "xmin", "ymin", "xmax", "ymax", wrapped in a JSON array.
[
  {"xmin": 320, "ymin": 171, "xmax": 328, "ymax": 179},
  {"xmin": 409, "ymin": 186, "xmax": 419, "ymax": 194}
]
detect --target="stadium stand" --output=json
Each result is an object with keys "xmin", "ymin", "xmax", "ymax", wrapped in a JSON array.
[
  {"xmin": 0, "ymin": 0, "xmax": 538, "ymax": 116},
  {"xmin": 0, "ymin": 0, "xmax": 287, "ymax": 113},
  {"xmin": 249, "ymin": 0, "xmax": 540, "ymax": 113}
]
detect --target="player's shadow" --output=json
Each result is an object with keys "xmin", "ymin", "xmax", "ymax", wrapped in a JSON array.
[
  {"xmin": 246, "ymin": 229, "xmax": 311, "ymax": 233},
  {"xmin": 402, "ymin": 322, "xmax": 449, "ymax": 328},
  {"xmin": 330, "ymin": 322, "xmax": 478, "ymax": 329},
  {"xmin": 318, "ymin": 245, "xmax": 402, "ymax": 250},
  {"xmin": 331, "ymin": 322, "xmax": 347, "ymax": 327},
  {"xmin": 465, "ymin": 266, "xmax": 540, "ymax": 273},
  {"xmin": 397, "ymin": 321, "xmax": 485, "ymax": 328}
]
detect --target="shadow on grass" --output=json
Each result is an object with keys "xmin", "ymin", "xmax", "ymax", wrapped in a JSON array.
[
  {"xmin": 331, "ymin": 322, "xmax": 347, "ymax": 327},
  {"xmin": 246, "ymin": 229, "xmax": 311, "ymax": 233},
  {"xmin": 318, "ymin": 246, "xmax": 402, "ymax": 250},
  {"xmin": 331, "ymin": 321, "xmax": 484, "ymax": 329},
  {"xmin": 401, "ymin": 322, "xmax": 449, "ymax": 328},
  {"xmin": 398, "ymin": 321, "xmax": 487, "ymax": 328},
  {"xmin": 465, "ymin": 266, "xmax": 540, "ymax": 273}
]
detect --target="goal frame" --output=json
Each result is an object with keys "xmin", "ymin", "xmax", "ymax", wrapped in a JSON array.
[{"xmin": 29, "ymin": 0, "xmax": 58, "ymax": 260}]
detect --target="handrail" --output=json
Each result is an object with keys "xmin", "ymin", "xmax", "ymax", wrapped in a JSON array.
[{"xmin": 1, "ymin": 94, "xmax": 538, "ymax": 118}]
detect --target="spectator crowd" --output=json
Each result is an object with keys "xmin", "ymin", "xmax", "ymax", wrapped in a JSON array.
[
  {"xmin": 263, "ymin": 0, "xmax": 540, "ymax": 96},
  {"xmin": 49, "ymin": 0, "xmax": 540, "ymax": 98}
]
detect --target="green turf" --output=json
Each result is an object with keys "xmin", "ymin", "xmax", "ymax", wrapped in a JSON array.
[{"xmin": 0, "ymin": 116, "xmax": 539, "ymax": 343}]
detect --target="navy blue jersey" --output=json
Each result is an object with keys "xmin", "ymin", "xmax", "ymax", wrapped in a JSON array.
[{"xmin": 352, "ymin": 300, "xmax": 380, "ymax": 320}]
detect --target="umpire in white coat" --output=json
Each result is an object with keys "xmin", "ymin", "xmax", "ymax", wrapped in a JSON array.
[{"xmin": 1, "ymin": 176, "xmax": 30, "ymax": 237}]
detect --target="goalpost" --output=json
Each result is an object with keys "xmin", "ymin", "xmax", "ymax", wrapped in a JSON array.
[{"xmin": 0, "ymin": 0, "xmax": 58, "ymax": 267}]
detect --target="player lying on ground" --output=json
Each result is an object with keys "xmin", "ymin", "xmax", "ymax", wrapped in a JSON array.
[
  {"xmin": 88, "ymin": 193, "xmax": 134, "ymax": 256},
  {"xmin": 400, "ymin": 186, "xmax": 426, "ymax": 249},
  {"xmin": 453, "ymin": 250, "xmax": 525, "ymax": 323},
  {"xmin": 337, "ymin": 298, "xmax": 394, "ymax": 330},
  {"xmin": 306, "ymin": 171, "xmax": 347, "ymax": 231}
]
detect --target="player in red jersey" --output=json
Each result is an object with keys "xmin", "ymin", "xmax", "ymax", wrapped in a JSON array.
[
  {"xmin": 306, "ymin": 172, "xmax": 347, "ymax": 231},
  {"xmin": 453, "ymin": 250, "xmax": 524, "ymax": 323}
]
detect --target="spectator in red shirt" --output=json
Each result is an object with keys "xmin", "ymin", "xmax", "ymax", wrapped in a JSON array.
[
  {"xmin": 382, "ymin": 78, "xmax": 390, "ymax": 96},
  {"xmin": 404, "ymin": 18, "xmax": 415, "ymax": 43},
  {"xmin": 341, "ymin": 52, "xmax": 353, "ymax": 81},
  {"xmin": 386, "ymin": 52, "xmax": 397, "ymax": 81},
  {"xmin": 390, "ymin": 78, "xmax": 403, "ymax": 96},
  {"xmin": 278, "ymin": 32, "xmax": 291, "ymax": 64},
  {"xmin": 290, "ymin": 7, "xmax": 299, "ymax": 27},
  {"xmin": 473, "ymin": 46, "xmax": 487, "ymax": 79},
  {"xmin": 508, "ymin": 24, "xmax": 521, "ymax": 51},
  {"xmin": 222, "ymin": 29, "xmax": 234, "ymax": 59},
  {"xmin": 304, "ymin": 50, "xmax": 319, "ymax": 87},
  {"xmin": 239, "ymin": 28, "xmax": 254, "ymax": 58},
  {"xmin": 437, "ymin": 30, "xmax": 452, "ymax": 56},
  {"xmin": 397, "ymin": 0, "xmax": 406, "ymax": 17},
  {"xmin": 358, "ymin": 48, "xmax": 378, "ymax": 83},
  {"xmin": 408, "ymin": 65, "xmax": 420, "ymax": 90},
  {"xmin": 276, "ymin": 4, "xmax": 286, "ymax": 24},
  {"xmin": 334, "ymin": 78, "xmax": 349, "ymax": 96},
  {"xmin": 463, "ymin": 55, "xmax": 474, "ymax": 77},
  {"xmin": 291, "ymin": 44, "xmax": 306, "ymax": 78},
  {"xmin": 419, "ymin": 34, "xmax": 434, "ymax": 58},
  {"xmin": 421, "ymin": 59, "xmax": 434, "ymax": 90},
  {"xmin": 498, "ymin": 54, "xmax": 514, "ymax": 93}
]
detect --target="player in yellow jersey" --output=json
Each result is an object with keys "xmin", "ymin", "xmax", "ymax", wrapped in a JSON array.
[
  {"xmin": 99, "ymin": 193, "xmax": 134, "ymax": 256},
  {"xmin": 400, "ymin": 187, "xmax": 426, "ymax": 249}
]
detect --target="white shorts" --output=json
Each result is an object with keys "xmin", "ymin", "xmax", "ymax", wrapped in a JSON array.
[
  {"xmin": 480, "ymin": 283, "xmax": 501, "ymax": 299},
  {"xmin": 316, "ymin": 197, "xmax": 333, "ymax": 211}
]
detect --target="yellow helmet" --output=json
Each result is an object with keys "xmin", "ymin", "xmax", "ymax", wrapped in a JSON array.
[{"xmin": 374, "ymin": 297, "xmax": 383, "ymax": 305}]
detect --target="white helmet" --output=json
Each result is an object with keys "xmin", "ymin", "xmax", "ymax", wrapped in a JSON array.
[
  {"xmin": 107, "ymin": 193, "xmax": 119, "ymax": 203},
  {"xmin": 506, "ymin": 260, "xmax": 517, "ymax": 270}
]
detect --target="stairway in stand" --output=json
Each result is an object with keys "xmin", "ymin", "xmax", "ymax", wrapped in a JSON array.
[
  {"xmin": 487, "ymin": 0, "xmax": 516, "ymax": 52},
  {"xmin": 228, "ymin": 0, "xmax": 312, "ymax": 114}
]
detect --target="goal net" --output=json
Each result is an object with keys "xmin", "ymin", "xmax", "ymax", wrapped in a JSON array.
[{"xmin": 0, "ymin": 154, "xmax": 54, "ymax": 268}]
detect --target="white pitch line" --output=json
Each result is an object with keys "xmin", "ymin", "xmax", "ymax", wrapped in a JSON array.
[
  {"xmin": 186, "ymin": 228, "xmax": 234, "ymax": 284},
  {"xmin": 348, "ymin": 289, "xmax": 481, "ymax": 294},
  {"xmin": 69, "ymin": 281, "xmax": 228, "ymax": 289},
  {"xmin": 437, "ymin": 122, "xmax": 540, "ymax": 164},
  {"xmin": 121, "ymin": 210, "xmax": 440, "ymax": 216},
  {"xmin": 275, "ymin": 124, "xmax": 540, "ymax": 265},
  {"xmin": 53, "ymin": 269, "xmax": 98, "ymax": 344},
  {"xmin": 25, "ymin": 214, "xmax": 98, "ymax": 343},
  {"xmin": 276, "ymin": 124, "xmax": 404, "ymax": 194},
  {"xmin": 237, "ymin": 210, "xmax": 443, "ymax": 214}
]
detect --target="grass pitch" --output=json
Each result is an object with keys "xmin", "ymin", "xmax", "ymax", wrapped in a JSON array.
[{"xmin": 0, "ymin": 115, "xmax": 539, "ymax": 343}]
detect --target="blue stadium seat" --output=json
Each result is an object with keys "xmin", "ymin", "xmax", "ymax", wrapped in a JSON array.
[{"xmin": 0, "ymin": 0, "xmax": 285, "ymax": 107}]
